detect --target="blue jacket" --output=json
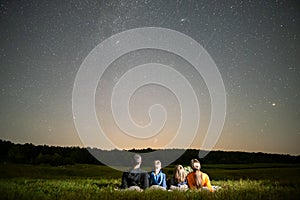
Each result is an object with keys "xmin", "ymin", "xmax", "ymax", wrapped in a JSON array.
[{"xmin": 149, "ymin": 170, "xmax": 167, "ymax": 188}]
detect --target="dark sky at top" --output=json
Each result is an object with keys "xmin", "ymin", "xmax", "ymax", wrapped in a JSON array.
[{"xmin": 0, "ymin": 0, "xmax": 299, "ymax": 155}]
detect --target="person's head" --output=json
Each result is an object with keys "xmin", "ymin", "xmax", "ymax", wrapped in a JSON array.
[
  {"xmin": 132, "ymin": 154, "xmax": 142, "ymax": 166},
  {"xmin": 173, "ymin": 165, "xmax": 186, "ymax": 183},
  {"xmin": 191, "ymin": 159, "xmax": 201, "ymax": 171},
  {"xmin": 191, "ymin": 159, "xmax": 202, "ymax": 188},
  {"xmin": 154, "ymin": 160, "xmax": 161, "ymax": 171}
]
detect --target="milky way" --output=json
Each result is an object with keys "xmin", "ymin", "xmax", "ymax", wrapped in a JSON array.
[{"xmin": 0, "ymin": 0, "xmax": 299, "ymax": 155}]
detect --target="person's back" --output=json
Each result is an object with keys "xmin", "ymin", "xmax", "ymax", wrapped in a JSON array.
[
  {"xmin": 169, "ymin": 165, "xmax": 188, "ymax": 191},
  {"xmin": 149, "ymin": 170, "xmax": 167, "ymax": 188},
  {"xmin": 121, "ymin": 154, "xmax": 149, "ymax": 190},
  {"xmin": 186, "ymin": 159, "xmax": 214, "ymax": 192},
  {"xmin": 122, "ymin": 167, "xmax": 149, "ymax": 189},
  {"xmin": 186, "ymin": 171, "xmax": 211, "ymax": 190},
  {"xmin": 149, "ymin": 160, "xmax": 167, "ymax": 189}
]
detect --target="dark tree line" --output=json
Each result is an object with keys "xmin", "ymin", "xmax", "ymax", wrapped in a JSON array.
[
  {"xmin": 0, "ymin": 140, "xmax": 299, "ymax": 166},
  {"xmin": 0, "ymin": 140, "xmax": 100, "ymax": 166}
]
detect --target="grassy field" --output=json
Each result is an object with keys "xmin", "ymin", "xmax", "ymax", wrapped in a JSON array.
[{"xmin": 0, "ymin": 163, "xmax": 299, "ymax": 199}]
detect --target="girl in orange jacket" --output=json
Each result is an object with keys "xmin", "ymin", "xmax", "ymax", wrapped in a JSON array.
[{"xmin": 186, "ymin": 159, "xmax": 214, "ymax": 192}]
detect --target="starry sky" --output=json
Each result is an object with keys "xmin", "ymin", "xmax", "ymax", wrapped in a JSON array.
[{"xmin": 0, "ymin": 0, "xmax": 299, "ymax": 155}]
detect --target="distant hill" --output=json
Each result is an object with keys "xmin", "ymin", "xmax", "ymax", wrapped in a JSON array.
[{"xmin": 0, "ymin": 139, "xmax": 299, "ymax": 166}]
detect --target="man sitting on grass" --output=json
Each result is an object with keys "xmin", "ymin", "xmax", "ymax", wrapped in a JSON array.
[{"xmin": 121, "ymin": 154, "xmax": 149, "ymax": 191}]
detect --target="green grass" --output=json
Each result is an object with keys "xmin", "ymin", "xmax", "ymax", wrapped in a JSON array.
[
  {"xmin": 0, "ymin": 163, "xmax": 299, "ymax": 199},
  {"xmin": 0, "ymin": 163, "xmax": 123, "ymax": 179}
]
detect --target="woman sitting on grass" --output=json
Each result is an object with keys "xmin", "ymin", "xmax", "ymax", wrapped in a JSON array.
[
  {"xmin": 169, "ymin": 165, "xmax": 188, "ymax": 191},
  {"xmin": 186, "ymin": 159, "xmax": 215, "ymax": 192},
  {"xmin": 149, "ymin": 160, "xmax": 167, "ymax": 190}
]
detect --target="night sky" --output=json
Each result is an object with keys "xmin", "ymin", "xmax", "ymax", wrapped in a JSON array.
[{"xmin": 0, "ymin": 0, "xmax": 299, "ymax": 155}]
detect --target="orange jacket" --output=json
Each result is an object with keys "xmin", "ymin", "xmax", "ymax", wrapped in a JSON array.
[{"xmin": 186, "ymin": 171, "xmax": 213, "ymax": 191}]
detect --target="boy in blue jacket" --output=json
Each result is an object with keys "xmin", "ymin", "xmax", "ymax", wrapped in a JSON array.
[{"xmin": 149, "ymin": 160, "xmax": 167, "ymax": 189}]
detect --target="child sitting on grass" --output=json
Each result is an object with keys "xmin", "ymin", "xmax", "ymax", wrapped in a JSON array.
[
  {"xmin": 169, "ymin": 165, "xmax": 188, "ymax": 191},
  {"xmin": 149, "ymin": 160, "xmax": 167, "ymax": 190},
  {"xmin": 186, "ymin": 159, "xmax": 216, "ymax": 192}
]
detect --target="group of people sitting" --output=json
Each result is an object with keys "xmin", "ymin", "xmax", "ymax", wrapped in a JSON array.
[{"xmin": 121, "ymin": 154, "xmax": 219, "ymax": 192}]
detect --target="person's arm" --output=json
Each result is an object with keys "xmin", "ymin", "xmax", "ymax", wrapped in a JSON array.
[
  {"xmin": 202, "ymin": 173, "xmax": 213, "ymax": 192},
  {"xmin": 141, "ymin": 172, "xmax": 149, "ymax": 189},
  {"xmin": 170, "ymin": 177, "xmax": 175, "ymax": 186},
  {"xmin": 162, "ymin": 173, "xmax": 167, "ymax": 189},
  {"xmin": 121, "ymin": 172, "xmax": 128, "ymax": 189},
  {"xmin": 149, "ymin": 172, "xmax": 153, "ymax": 186},
  {"xmin": 186, "ymin": 173, "xmax": 195, "ymax": 189}
]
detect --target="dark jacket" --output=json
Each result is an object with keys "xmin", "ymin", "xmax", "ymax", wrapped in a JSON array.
[
  {"xmin": 121, "ymin": 168, "xmax": 149, "ymax": 189},
  {"xmin": 170, "ymin": 177, "xmax": 187, "ymax": 187}
]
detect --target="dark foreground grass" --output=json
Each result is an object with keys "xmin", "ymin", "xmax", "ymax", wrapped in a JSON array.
[
  {"xmin": 1, "ymin": 178, "xmax": 299, "ymax": 200},
  {"xmin": 0, "ymin": 163, "xmax": 299, "ymax": 200}
]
